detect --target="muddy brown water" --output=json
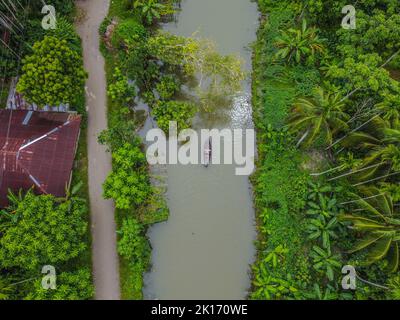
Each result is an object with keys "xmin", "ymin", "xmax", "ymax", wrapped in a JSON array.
[{"xmin": 143, "ymin": 0, "xmax": 259, "ymax": 300}]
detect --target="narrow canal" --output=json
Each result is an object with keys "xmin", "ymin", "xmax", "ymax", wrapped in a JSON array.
[{"xmin": 144, "ymin": 0, "xmax": 259, "ymax": 299}]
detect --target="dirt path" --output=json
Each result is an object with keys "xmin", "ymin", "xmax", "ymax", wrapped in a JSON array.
[{"xmin": 75, "ymin": 0, "xmax": 120, "ymax": 300}]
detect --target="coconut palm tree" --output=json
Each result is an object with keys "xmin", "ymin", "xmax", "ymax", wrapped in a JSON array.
[
  {"xmin": 342, "ymin": 117, "xmax": 400, "ymax": 180},
  {"xmin": 0, "ymin": 277, "xmax": 12, "ymax": 300},
  {"xmin": 274, "ymin": 19, "xmax": 325, "ymax": 65},
  {"xmin": 288, "ymin": 87, "xmax": 349, "ymax": 147},
  {"xmin": 340, "ymin": 187, "xmax": 400, "ymax": 272}
]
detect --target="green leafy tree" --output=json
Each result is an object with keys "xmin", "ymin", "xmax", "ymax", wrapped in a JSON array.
[
  {"xmin": 25, "ymin": 269, "xmax": 93, "ymax": 300},
  {"xmin": 288, "ymin": 87, "xmax": 349, "ymax": 147},
  {"xmin": 156, "ymin": 75, "xmax": 180, "ymax": 100},
  {"xmin": 107, "ymin": 67, "xmax": 137, "ymax": 105},
  {"xmin": 147, "ymin": 32, "xmax": 245, "ymax": 110},
  {"xmin": 326, "ymin": 53, "xmax": 397, "ymax": 98},
  {"xmin": 103, "ymin": 143, "xmax": 150, "ymax": 209},
  {"xmin": 0, "ymin": 191, "xmax": 87, "ymax": 271},
  {"xmin": 16, "ymin": 36, "xmax": 87, "ymax": 107},
  {"xmin": 117, "ymin": 217, "xmax": 150, "ymax": 265},
  {"xmin": 274, "ymin": 19, "xmax": 324, "ymax": 65},
  {"xmin": 153, "ymin": 100, "xmax": 197, "ymax": 132}
]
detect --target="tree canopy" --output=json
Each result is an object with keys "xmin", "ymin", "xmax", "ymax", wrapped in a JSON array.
[{"xmin": 16, "ymin": 36, "xmax": 87, "ymax": 107}]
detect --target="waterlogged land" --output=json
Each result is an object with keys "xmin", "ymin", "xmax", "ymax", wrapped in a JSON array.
[{"xmin": 144, "ymin": 0, "xmax": 259, "ymax": 300}]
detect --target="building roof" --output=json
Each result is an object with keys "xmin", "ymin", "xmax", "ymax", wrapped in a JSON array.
[{"xmin": 0, "ymin": 110, "xmax": 81, "ymax": 207}]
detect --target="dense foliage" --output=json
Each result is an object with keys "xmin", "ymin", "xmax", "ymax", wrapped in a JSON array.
[
  {"xmin": 251, "ymin": 0, "xmax": 400, "ymax": 300},
  {"xmin": 16, "ymin": 36, "xmax": 87, "ymax": 107},
  {"xmin": 0, "ymin": 1, "xmax": 92, "ymax": 300}
]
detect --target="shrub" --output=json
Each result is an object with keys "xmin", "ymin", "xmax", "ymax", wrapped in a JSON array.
[{"xmin": 153, "ymin": 100, "xmax": 197, "ymax": 132}]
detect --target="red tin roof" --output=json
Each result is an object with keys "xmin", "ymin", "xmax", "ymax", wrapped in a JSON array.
[{"xmin": 0, "ymin": 110, "xmax": 81, "ymax": 207}]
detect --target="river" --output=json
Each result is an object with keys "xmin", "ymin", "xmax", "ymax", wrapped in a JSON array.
[{"xmin": 144, "ymin": 0, "xmax": 259, "ymax": 300}]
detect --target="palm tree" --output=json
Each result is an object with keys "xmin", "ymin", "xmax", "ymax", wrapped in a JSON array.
[
  {"xmin": 274, "ymin": 19, "xmax": 325, "ymax": 65},
  {"xmin": 0, "ymin": 278, "xmax": 12, "ymax": 300},
  {"xmin": 288, "ymin": 87, "xmax": 349, "ymax": 147},
  {"xmin": 342, "ymin": 117, "xmax": 400, "ymax": 180},
  {"xmin": 375, "ymin": 93, "xmax": 400, "ymax": 128},
  {"xmin": 340, "ymin": 187, "xmax": 400, "ymax": 272}
]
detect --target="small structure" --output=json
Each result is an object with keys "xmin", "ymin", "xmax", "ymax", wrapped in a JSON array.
[{"xmin": 0, "ymin": 110, "xmax": 81, "ymax": 208}]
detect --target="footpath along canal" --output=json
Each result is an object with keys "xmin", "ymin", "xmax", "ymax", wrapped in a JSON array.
[{"xmin": 144, "ymin": 0, "xmax": 259, "ymax": 299}]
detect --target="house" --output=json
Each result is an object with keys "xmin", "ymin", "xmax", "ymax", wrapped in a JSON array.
[{"xmin": 0, "ymin": 110, "xmax": 81, "ymax": 208}]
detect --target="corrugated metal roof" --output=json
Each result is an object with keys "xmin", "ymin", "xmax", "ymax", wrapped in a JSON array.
[{"xmin": 0, "ymin": 110, "xmax": 81, "ymax": 207}]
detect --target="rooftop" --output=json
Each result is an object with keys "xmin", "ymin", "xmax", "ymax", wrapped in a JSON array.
[{"xmin": 0, "ymin": 110, "xmax": 81, "ymax": 207}]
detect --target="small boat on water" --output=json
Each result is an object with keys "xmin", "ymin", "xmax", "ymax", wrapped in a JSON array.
[{"xmin": 203, "ymin": 137, "xmax": 212, "ymax": 168}]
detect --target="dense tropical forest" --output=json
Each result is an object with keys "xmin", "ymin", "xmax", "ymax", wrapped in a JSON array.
[
  {"xmin": 250, "ymin": 0, "xmax": 400, "ymax": 299},
  {"xmin": 0, "ymin": 0, "xmax": 92, "ymax": 300}
]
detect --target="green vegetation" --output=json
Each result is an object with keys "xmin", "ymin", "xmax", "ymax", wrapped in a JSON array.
[
  {"xmin": 16, "ymin": 36, "xmax": 87, "ymax": 107},
  {"xmin": 251, "ymin": 0, "xmax": 400, "ymax": 300},
  {"xmin": 0, "ymin": 1, "xmax": 92, "ymax": 300}
]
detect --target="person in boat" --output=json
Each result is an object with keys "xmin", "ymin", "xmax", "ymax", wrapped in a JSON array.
[{"xmin": 204, "ymin": 137, "xmax": 212, "ymax": 168}]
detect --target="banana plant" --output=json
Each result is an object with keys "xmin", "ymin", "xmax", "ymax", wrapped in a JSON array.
[
  {"xmin": 306, "ymin": 194, "xmax": 339, "ymax": 218},
  {"xmin": 274, "ymin": 19, "xmax": 325, "ymax": 65},
  {"xmin": 307, "ymin": 181, "xmax": 333, "ymax": 201},
  {"xmin": 263, "ymin": 245, "xmax": 289, "ymax": 268},
  {"xmin": 133, "ymin": 0, "xmax": 174, "ymax": 25},
  {"xmin": 306, "ymin": 216, "xmax": 338, "ymax": 249},
  {"xmin": 340, "ymin": 187, "xmax": 400, "ymax": 272},
  {"xmin": 252, "ymin": 263, "xmax": 298, "ymax": 299},
  {"xmin": 310, "ymin": 245, "xmax": 341, "ymax": 281}
]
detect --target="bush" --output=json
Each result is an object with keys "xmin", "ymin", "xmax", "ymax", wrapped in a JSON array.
[
  {"xmin": 16, "ymin": 36, "xmax": 87, "ymax": 107},
  {"xmin": 153, "ymin": 100, "xmax": 197, "ymax": 132},
  {"xmin": 111, "ymin": 18, "xmax": 147, "ymax": 48},
  {"xmin": 117, "ymin": 218, "xmax": 150, "ymax": 265},
  {"xmin": 156, "ymin": 75, "xmax": 180, "ymax": 100},
  {"xmin": 0, "ymin": 191, "xmax": 87, "ymax": 271},
  {"xmin": 103, "ymin": 143, "xmax": 150, "ymax": 209},
  {"xmin": 25, "ymin": 269, "xmax": 93, "ymax": 300}
]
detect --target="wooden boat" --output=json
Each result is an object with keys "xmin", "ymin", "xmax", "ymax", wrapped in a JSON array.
[{"xmin": 204, "ymin": 137, "xmax": 212, "ymax": 168}]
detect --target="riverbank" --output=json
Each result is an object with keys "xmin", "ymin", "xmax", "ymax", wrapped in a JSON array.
[{"xmin": 99, "ymin": 0, "xmax": 169, "ymax": 299}]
